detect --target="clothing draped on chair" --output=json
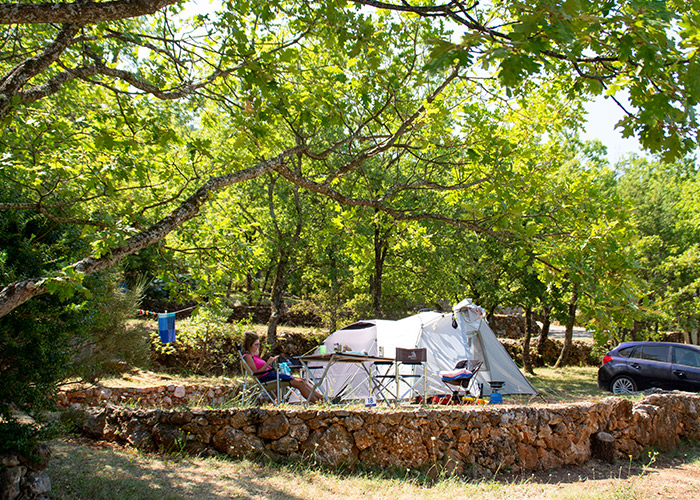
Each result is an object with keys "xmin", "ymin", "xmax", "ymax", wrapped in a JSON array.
[{"xmin": 440, "ymin": 359, "xmax": 483, "ymax": 400}]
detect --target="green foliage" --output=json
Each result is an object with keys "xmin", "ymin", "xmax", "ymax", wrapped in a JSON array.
[
  {"xmin": 0, "ymin": 419, "xmax": 60, "ymax": 457},
  {"xmin": 0, "ymin": 205, "xmax": 85, "ymax": 420},
  {"xmin": 2, "ymin": 1, "xmax": 700, "ymax": 402},
  {"xmin": 67, "ymin": 278, "xmax": 152, "ymax": 384},
  {"xmin": 614, "ymin": 156, "xmax": 700, "ymax": 338},
  {"xmin": 0, "ymin": 295, "xmax": 72, "ymax": 418},
  {"xmin": 0, "ymin": 198, "xmax": 153, "ymax": 451}
]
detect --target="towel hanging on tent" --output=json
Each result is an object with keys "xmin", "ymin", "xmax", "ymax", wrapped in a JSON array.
[{"xmin": 158, "ymin": 312, "xmax": 176, "ymax": 343}]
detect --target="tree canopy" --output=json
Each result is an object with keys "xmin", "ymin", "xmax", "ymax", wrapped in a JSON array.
[{"xmin": 1, "ymin": 0, "xmax": 698, "ymax": 330}]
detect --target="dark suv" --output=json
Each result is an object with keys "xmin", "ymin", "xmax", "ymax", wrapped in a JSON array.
[{"xmin": 598, "ymin": 341, "xmax": 700, "ymax": 394}]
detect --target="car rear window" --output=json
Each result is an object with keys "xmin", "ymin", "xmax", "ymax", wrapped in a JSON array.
[
  {"xmin": 618, "ymin": 347, "xmax": 636, "ymax": 358},
  {"xmin": 673, "ymin": 347, "xmax": 700, "ymax": 368},
  {"xmin": 640, "ymin": 345, "xmax": 670, "ymax": 362}
]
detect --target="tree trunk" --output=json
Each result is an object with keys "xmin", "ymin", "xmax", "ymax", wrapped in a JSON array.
[
  {"xmin": 267, "ymin": 252, "xmax": 289, "ymax": 348},
  {"xmin": 328, "ymin": 247, "xmax": 339, "ymax": 332},
  {"xmin": 522, "ymin": 308, "xmax": 535, "ymax": 375},
  {"xmin": 554, "ymin": 282, "xmax": 579, "ymax": 368},
  {"xmin": 370, "ymin": 211, "xmax": 391, "ymax": 318},
  {"xmin": 265, "ymin": 175, "xmax": 303, "ymax": 347},
  {"xmin": 631, "ymin": 319, "xmax": 639, "ymax": 341},
  {"xmin": 537, "ymin": 305, "xmax": 551, "ymax": 359},
  {"xmin": 487, "ymin": 305, "xmax": 497, "ymax": 324}
]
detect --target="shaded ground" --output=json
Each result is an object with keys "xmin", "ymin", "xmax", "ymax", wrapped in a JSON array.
[{"xmin": 47, "ymin": 437, "xmax": 700, "ymax": 500}]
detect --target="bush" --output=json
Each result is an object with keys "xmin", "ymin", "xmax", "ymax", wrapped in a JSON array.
[
  {"xmin": 67, "ymin": 278, "xmax": 152, "ymax": 383},
  {"xmin": 0, "ymin": 275, "xmax": 143, "ymax": 455}
]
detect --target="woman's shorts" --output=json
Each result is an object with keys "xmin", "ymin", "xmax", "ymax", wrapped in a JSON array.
[{"xmin": 258, "ymin": 371, "xmax": 294, "ymax": 383}]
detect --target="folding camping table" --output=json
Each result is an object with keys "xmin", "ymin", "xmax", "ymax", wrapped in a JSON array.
[{"xmin": 298, "ymin": 352, "xmax": 395, "ymax": 404}]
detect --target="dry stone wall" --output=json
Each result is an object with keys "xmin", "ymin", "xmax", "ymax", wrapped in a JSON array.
[
  {"xmin": 0, "ymin": 445, "xmax": 52, "ymax": 500},
  {"xmin": 77, "ymin": 393, "xmax": 700, "ymax": 476},
  {"xmin": 57, "ymin": 384, "xmax": 237, "ymax": 409}
]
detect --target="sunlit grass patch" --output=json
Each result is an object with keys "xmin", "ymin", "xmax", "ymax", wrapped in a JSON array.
[{"xmin": 523, "ymin": 366, "xmax": 608, "ymax": 403}]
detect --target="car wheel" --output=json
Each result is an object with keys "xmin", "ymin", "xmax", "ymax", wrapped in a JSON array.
[{"xmin": 611, "ymin": 375, "xmax": 637, "ymax": 394}]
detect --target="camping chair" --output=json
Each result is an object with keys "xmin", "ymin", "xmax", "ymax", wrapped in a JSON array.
[
  {"xmin": 439, "ymin": 359, "xmax": 483, "ymax": 403},
  {"xmin": 394, "ymin": 347, "xmax": 428, "ymax": 405},
  {"xmin": 374, "ymin": 348, "xmax": 428, "ymax": 405},
  {"xmin": 237, "ymin": 344, "xmax": 295, "ymax": 406}
]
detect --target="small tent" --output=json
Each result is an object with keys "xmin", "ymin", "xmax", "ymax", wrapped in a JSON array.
[{"xmin": 308, "ymin": 299, "xmax": 536, "ymax": 401}]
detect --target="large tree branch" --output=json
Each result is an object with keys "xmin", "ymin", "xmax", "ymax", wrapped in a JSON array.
[
  {"xmin": 0, "ymin": 0, "xmax": 179, "ymax": 25},
  {"xmin": 0, "ymin": 23, "xmax": 79, "ymax": 120},
  {"xmin": 353, "ymin": 0, "xmax": 624, "ymax": 67},
  {"xmin": 0, "ymin": 146, "xmax": 306, "ymax": 318}
]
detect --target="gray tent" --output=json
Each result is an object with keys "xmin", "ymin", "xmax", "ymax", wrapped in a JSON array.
[{"xmin": 309, "ymin": 299, "xmax": 537, "ymax": 401}]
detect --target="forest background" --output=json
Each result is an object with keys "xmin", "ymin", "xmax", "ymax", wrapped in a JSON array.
[{"xmin": 1, "ymin": 0, "xmax": 699, "ymax": 454}]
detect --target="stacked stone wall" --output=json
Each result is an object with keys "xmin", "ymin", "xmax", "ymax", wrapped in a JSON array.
[
  {"xmin": 57, "ymin": 384, "xmax": 238, "ymax": 409},
  {"xmin": 77, "ymin": 393, "xmax": 700, "ymax": 476},
  {"xmin": 0, "ymin": 446, "xmax": 51, "ymax": 500}
]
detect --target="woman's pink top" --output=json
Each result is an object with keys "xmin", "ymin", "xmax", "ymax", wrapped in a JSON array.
[{"xmin": 243, "ymin": 353, "xmax": 269, "ymax": 377}]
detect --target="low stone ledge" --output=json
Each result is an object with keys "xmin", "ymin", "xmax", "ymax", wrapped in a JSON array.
[
  {"xmin": 75, "ymin": 393, "xmax": 700, "ymax": 476},
  {"xmin": 57, "ymin": 383, "xmax": 238, "ymax": 409}
]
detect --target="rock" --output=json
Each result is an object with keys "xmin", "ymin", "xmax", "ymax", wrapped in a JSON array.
[
  {"xmin": 124, "ymin": 421, "xmax": 155, "ymax": 451},
  {"xmin": 23, "ymin": 470, "xmax": 52, "ymax": 496},
  {"xmin": 152, "ymin": 423, "xmax": 185, "ymax": 452},
  {"xmin": 259, "ymin": 413, "xmax": 289, "ymax": 440},
  {"xmin": 173, "ymin": 386, "xmax": 186, "ymax": 398},
  {"xmin": 0, "ymin": 465, "xmax": 23, "ymax": 500},
  {"xmin": 344, "ymin": 415, "xmax": 364, "ymax": 432},
  {"xmin": 352, "ymin": 428, "xmax": 375, "ymax": 450},
  {"xmin": 442, "ymin": 449, "xmax": 464, "ymax": 476},
  {"xmin": 212, "ymin": 428, "xmax": 265, "ymax": 458},
  {"xmin": 359, "ymin": 425, "xmax": 427, "ymax": 469},
  {"xmin": 18, "ymin": 444, "xmax": 51, "ymax": 471},
  {"xmin": 168, "ymin": 411, "xmax": 193, "ymax": 425},
  {"xmin": 0, "ymin": 456, "xmax": 19, "ymax": 467},
  {"xmin": 288, "ymin": 423, "xmax": 309, "ymax": 442},
  {"xmin": 80, "ymin": 408, "xmax": 107, "ymax": 438},
  {"xmin": 310, "ymin": 424, "xmax": 357, "ymax": 467},
  {"xmin": 270, "ymin": 436, "xmax": 298, "ymax": 454},
  {"xmin": 591, "ymin": 431, "xmax": 616, "ymax": 463}
]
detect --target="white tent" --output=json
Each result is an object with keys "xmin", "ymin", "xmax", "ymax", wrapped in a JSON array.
[{"xmin": 308, "ymin": 299, "xmax": 537, "ymax": 401}]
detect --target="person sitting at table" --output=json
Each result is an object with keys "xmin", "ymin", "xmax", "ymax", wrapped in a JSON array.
[{"xmin": 242, "ymin": 332, "xmax": 322, "ymax": 403}]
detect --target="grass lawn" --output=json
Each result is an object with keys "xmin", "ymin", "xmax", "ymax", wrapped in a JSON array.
[{"xmin": 523, "ymin": 366, "xmax": 609, "ymax": 404}]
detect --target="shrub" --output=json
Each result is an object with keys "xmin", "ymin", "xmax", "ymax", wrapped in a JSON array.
[{"xmin": 67, "ymin": 278, "xmax": 152, "ymax": 383}]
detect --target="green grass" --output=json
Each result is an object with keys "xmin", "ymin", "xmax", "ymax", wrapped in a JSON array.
[{"xmin": 523, "ymin": 366, "xmax": 609, "ymax": 403}]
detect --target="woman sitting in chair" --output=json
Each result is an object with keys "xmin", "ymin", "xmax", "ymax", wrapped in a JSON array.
[{"xmin": 242, "ymin": 332, "xmax": 322, "ymax": 403}]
